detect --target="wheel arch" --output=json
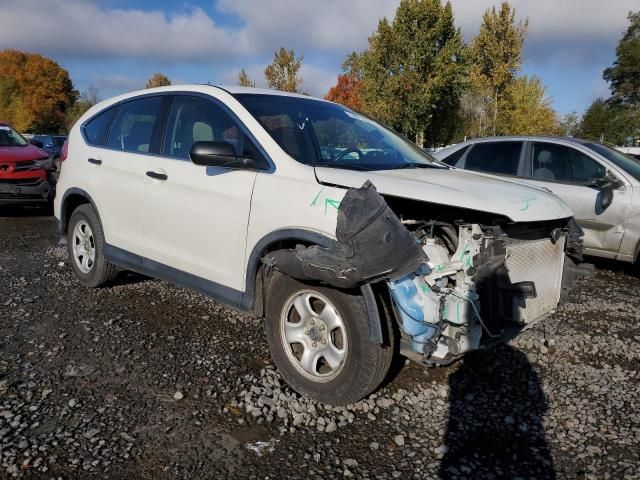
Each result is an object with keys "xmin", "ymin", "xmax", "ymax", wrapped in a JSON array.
[
  {"xmin": 244, "ymin": 229, "xmax": 385, "ymax": 344},
  {"xmin": 58, "ymin": 188, "xmax": 102, "ymax": 237}
]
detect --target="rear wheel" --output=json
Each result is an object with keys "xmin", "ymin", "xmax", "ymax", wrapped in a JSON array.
[
  {"xmin": 67, "ymin": 204, "xmax": 118, "ymax": 287},
  {"xmin": 265, "ymin": 272, "xmax": 394, "ymax": 405}
]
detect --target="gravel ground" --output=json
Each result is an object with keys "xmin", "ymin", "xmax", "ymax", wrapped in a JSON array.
[{"xmin": 1, "ymin": 207, "xmax": 639, "ymax": 479}]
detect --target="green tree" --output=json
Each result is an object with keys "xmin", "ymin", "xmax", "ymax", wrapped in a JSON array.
[
  {"xmin": 145, "ymin": 72, "xmax": 172, "ymax": 88},
  {"xmin": 497, "ymin": 76, "xmax": 557, "ymax": 135},
  {"xmin": 238, "ymin": 69, "xmax": 255, "ymax": 87},
  {"xmin": 600, "ymin": 11, "xmax": 640, "ymax": 146},
  {"xmin": 469, "ymin": 2, "xmax": 528, "ymax": 135},
  {"xmin": 0, "ymin": 50, "xmax": 77, "ymax": 133},
  {"xmin": 579, "ymin": 98, "xmax": 638, "ymax": 145},
  {"xmin": 604, "ymin": 11, "xmax": 640, "ymax": 107},
  {"xmin": 352, "ymin": 0, "xmax": 467, "ymax": 146},
  {"xmin": 264, "ymin": 48, "xmax": 304, "ymax": 93}
]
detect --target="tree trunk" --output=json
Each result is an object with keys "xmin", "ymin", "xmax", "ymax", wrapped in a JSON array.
[{"xmin": 492, "ymin": 89, "xmax": 498, "ymax": 136}]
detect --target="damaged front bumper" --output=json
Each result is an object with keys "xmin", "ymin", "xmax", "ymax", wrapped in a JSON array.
[{"xmin": 389, "ymin": 221, "xmax": 583, "ymax": 366}]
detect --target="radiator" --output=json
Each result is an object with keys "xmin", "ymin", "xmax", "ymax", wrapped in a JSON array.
[{"xmin": 503, "ymin": 237, "xmax": 566, "ymax": 324}]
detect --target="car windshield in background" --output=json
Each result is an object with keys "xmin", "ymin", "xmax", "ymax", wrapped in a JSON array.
[
  {"xmin": 53, "ymin": 136, "xmax": 66, "ymax": 148},
  {"xmin": 33, "ymin": 135, "xmax": 54, "ymax": 146},
  {"xmin": 234, "ymin": 94, "xmax": 441, "ymax": 171},
  {"xmin": 584, "ymin": 142, "xmax": 640, "ymax": 182},
  {"xmin": 0, "ymin": 125, "xmax": 28, "ymax": 147}
]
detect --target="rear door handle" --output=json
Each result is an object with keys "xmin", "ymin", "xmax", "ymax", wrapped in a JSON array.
[
  {"xmin": 146, "ymin": 171, "xmax": 168, "ymax": 181},
  {"xmin": 88, "ymin": 158, "xmax": 102, "ymax": 165}
]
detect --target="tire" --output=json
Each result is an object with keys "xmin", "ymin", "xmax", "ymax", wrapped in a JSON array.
[
  {"xmin": 265, "ymin": 272, "xmax": 394, "ymax": 405},
  {"xmin": 67, "ymin": 204, "xmax": 118, "ymax": 287}
]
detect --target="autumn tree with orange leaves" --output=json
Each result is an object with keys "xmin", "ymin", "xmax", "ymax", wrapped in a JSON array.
[
  {"xmin": 0, "ymin": 50, "xmax": 77, "ymax": 133},
  {"xmin": 325, "ymin": 74, "xmax": 363, "ymax": 111}
]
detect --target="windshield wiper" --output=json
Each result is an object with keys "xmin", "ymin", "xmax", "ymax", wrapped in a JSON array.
[
  {"xmin": 313, "ymin": 162, "xmax": 373, "ymax": 171},
  {"xmin": 385, "ymin": 163, "xmax": 447, "ymax": 170}
]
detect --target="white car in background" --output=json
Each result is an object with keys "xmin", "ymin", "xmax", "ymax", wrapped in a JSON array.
[
  {"xmin": 55, "ymin": 86, "xmax": 581, "ymax": 404},
  {"xmin": 436, "ymin": 136, "xmax": 640, "ymax": 263}
]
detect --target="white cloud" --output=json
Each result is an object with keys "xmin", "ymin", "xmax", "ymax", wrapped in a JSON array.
[
  {"xmin": 299, "ymin": 64, "xmax": 338, "ymax": 97},
  {"xmin": 217, "ymin": 0, "xmax": 399, "ymax": 54},
  {"xmin": 448, "ymin": 0, "xmax": 636, "ymax": 66},
  {"xmin": 0, "ymin": 0, "xmax": 236, "ymax": 62},
  {"xmin": 1, "ymin": 0, "xmax": 633, "ymax": 70},
  {"xmin": 91, "ymin": 74, "xmax": 142, "ymax": 92}
]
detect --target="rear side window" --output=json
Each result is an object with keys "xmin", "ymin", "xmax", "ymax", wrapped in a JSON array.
[
  {"xmin": 465, "ymin": 142, "xmax": 523, "ymax": 176},
  {"xmin": 106, "ymin": 97, "xmax": 163, "ymax": 153},
  {"xmin": 441, "ymin": 145, "xmax": 469, "ymax": 166},
  {"xmin": 83, "ymin": 106, "xmax": 118, "ymax": 146}
]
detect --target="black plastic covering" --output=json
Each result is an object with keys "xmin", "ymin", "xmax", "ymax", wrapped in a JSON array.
[
  {"xmin": 263, "ymin": 181, "xmax": 427, "ymax": 289},
  {"xmin": 566, "ymin": 217, "xmax": 584, "ymax": 262}
]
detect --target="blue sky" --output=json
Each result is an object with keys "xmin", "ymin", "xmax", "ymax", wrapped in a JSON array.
[{"xmin": 0, "ymin": 0, "xmax": 636, "ymax": 115}]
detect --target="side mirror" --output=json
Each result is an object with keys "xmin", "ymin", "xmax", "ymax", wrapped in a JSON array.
[
  {"xmin": 30, "ymin": 139, "xmax": 43, "ymax": 148},
  {"xmin": 189, "ymin": 141, "xmax": 262, "ymax": 170},
  {"xmin": 591, "ymin": 173, "xmax": 624, "ymax": 212}
]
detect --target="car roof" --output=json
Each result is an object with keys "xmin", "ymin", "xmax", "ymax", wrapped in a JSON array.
[
  {"xmin": 116, "ymin": 84, "xmax": 331, "ymax": 104},
  {"xmin": 454, "ymin": 135, "xmax": 594, "ymax": 146},
  {"xmin": 215, "ymin": 84, "xmax": 321, "ymax": 101}
]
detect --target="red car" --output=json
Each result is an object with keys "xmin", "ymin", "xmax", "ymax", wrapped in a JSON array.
[{"xmin": 0, "ymin": 122, "xmax": 53, "ymax": 206}]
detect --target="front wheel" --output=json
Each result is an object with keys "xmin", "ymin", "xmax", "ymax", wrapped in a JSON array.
[{"xmin": 265, "ymin": 272, "xmax": 394, "ymax": 405}]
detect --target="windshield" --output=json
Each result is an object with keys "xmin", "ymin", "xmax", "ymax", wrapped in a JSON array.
[
  {"xmin": 33, "ymin": 135, "xmax": 53, "ymax": 146},
  {"xmin": 53, "ymin": 136, "xmax": 67, "ymax": 147},
  {"xmin": 0, "ymin": 125, "xmax": 27, "ymax": 147},
  {"xmin": 584, "ymin": 142, "xmax": 640, "ymax": 182},
  {"xmin": 234, "ymin": 94, "xmax": 441, "ymax": 171}
]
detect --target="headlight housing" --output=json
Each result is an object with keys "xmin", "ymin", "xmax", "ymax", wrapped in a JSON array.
[{"xmin": 32, "ymin": 157, "xmax": 51, "ymax": 170}]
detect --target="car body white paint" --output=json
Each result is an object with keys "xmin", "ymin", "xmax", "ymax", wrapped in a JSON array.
[{"xmin": 55, "ymin": 85, "xmax": 572, "ymax": 296}]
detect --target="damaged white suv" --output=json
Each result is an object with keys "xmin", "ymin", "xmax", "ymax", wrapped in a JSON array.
[{"xmin": 54, "ymin": 85, "xmax": 583, "ymax": 405}]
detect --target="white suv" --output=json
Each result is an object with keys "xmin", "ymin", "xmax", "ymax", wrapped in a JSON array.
[{"xmin": 55, "ymin": 85, "xmax": 581, "ymax": 405}]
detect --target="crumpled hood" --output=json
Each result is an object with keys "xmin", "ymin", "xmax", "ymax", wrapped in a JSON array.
[
  {"xmin": 0, "ymin": 144, "xmax": 49, "ymax": 163},
  {"xmin": 314, "ymin": 166, "xmax": 573, "ymax": 223}
]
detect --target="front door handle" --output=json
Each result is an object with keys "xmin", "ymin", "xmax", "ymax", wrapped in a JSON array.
[
  {"xmin": 146, "ymin": 171, "xmax": 168, "ymax": 181},
  {"xmin": 88, "ymin": 158, "xmax": 102, "ymax": 165}
]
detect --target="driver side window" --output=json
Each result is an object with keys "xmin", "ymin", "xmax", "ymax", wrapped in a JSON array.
[
  {"xmin": 162, "ymin": 95, "xmax": 261, "ymax": 161},
  {"xmin": 530, "ymin": 142, "xmax": 606, "ymax": 184}
]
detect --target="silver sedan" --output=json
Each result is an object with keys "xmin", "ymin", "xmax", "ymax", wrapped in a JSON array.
[{"xmin": 435, "ymin": 136, "xmax": 640, "ymax": 263}]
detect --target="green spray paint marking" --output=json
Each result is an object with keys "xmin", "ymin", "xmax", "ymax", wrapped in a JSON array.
[
  {"xmin": 310, "ymin": 187, "xmax": 340, "ymax": 215},
  {"xmin": 515, "ymin": 194, "xmax": 537, "ymax": 211},
  {"xmin": 310, "ymin": 187, "xmax": 326, "ymax": 206},
  {"xmin": 324, "ymin": 198, "xmax": 341, "ymax": 215},
  {"xmin": 420, "ymin": 284, "xmax": 431, "ymax": 294}
]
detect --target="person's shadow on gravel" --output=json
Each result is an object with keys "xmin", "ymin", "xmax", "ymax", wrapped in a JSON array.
[{"xmin": 439, "ymin": 344, "xmax": 555, "ymax": 479}]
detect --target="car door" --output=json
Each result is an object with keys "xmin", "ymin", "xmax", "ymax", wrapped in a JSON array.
[
  {"xmin": 84, "ymin": 96, "xmax": 163, "ymax": 255},
  {"xmin": 523, "ymin": 141, "xmax": 631, "ymax": 256},
  {"xmin": 142, "ymin": 94, "xmax": 259, "ymax": 291}
]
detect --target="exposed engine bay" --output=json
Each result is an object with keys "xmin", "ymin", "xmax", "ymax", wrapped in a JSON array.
[{"xmin": 388, "ymin": 219, "xmax": 576, "ymax": 365}]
